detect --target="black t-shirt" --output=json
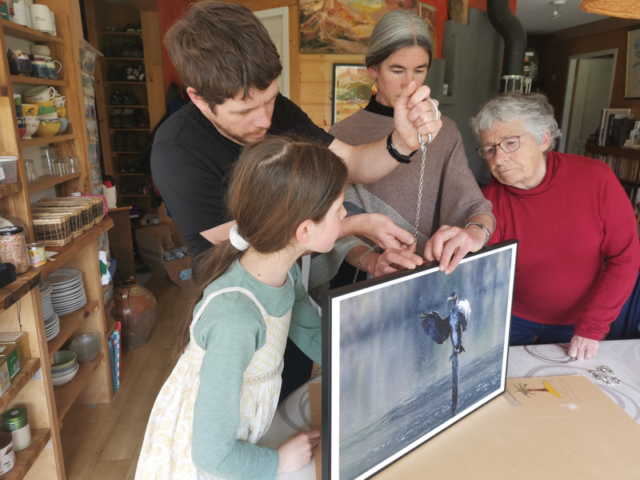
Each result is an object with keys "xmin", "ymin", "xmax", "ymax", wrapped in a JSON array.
[{"xmin": 151, "ymin": 94, "xmax": 334, "ymax": 258}]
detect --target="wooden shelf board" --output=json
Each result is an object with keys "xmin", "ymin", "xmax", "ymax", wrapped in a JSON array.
[
  {"xmin": 54, "ymin": 351, "xmax": 103, "ymax": 422},
  {"xmin": 0, "ymin": 271, "xmax": 41, "ymax": 314},
  {"xmin": 0, "ymin": 181, "xmax": 22, "ymax": 200},
  {"xmin": 47, "ymin": 300, "xmax": 100, "ymax": 360},
  {"xmin": 9, "ymin": 76, "xmax": 66, "ymax": 87},
  {"xmin": 109, "ymin": 129, "xmax": 149, "ymax": 133},
  {"xmin": 0, "ymin": 358, "xmax": 41, "ymax": 412},
  {"xmin": 106, "ymin": 81, "xmax": 145, "ymax": 85},
  {"xmin": 38, "ymin": 217, "xmax": 114, "ymax": 281},
  {"xmin": 118, "ymin": 194, "xmax": 150, "ymax": 198},
  {"xmin": 28, "ymin": 173, "xmax": 81, "ymax": 194},
  {"xmin": 104, "ymin": 57, "xmax": 145, "ymax": 62},
  {"xmin": 585, "ymin": 145, "xmax": 640, "ymax": 159},
  {"xmin": 115, "ymin": 173, "xmax": 145, "ymax": 176},
  {"xmin": 618, "ymin": 177, "xmax": 640, "ymax": 186},
  {"xmin": 1, "ymin": 19, "xmax": 64, "ymax": 44},
  {"xmin": 102, "ymin": 31, "xmax": 141, "ymax": 36},
  {"xmin": 2, "ymin": 429, "xmax": 51, "ymax": 480},
  {"xmin": 21, "ymin": 134, "xmax": 75, "ymax": 148},
  {"xmin": 107, "ymin": 105, "xmax": 148, "ymax": 109},
  {"xmin": 112, "ymin": 151, "xmax": 140, "ymax": 154}
]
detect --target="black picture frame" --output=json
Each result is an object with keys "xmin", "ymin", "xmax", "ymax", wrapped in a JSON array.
[{"xmin": 322, "ymin": 241, "xmax": 518, "ymax": 479}]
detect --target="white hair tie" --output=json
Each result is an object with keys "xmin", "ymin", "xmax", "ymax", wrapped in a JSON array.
[{"xmin": 229, "ymin": 224, "xmax": 249, "ymax": 251}]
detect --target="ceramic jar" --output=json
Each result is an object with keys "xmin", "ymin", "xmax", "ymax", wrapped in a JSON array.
[{"xmin": 115, "ymin": 277, "xmax": 157, "ymax": 349}]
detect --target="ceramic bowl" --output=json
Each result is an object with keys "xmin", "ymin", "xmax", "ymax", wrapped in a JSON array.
[
  {"xmin": 52, "ymin": 364, "xmax": 79, "ymax": 386},
  {"xmin": 58, "ymin": 118, "xmax": 69, "ymax": 134},
  {"xmin": 17, "ymin": 117, "xmax": 26, "ymax": 138},
  {"xmin": 23, "ymin": 117, "xmax": 40, "ymax": 140},
  {"xmin": 51, "ymin": 361, "xmax": 78, "ymax": 375},
  {"xmin": 31, "ymin": 45, "xmax": 51, "ymax": 56},
  {"xmin": 38, "ymin": 112, "xmax": 58, "ymax": 121},
  {"xmin": 32, "ymin": 98, "xmax": 55, "ymax": 108},
  {"xmin": 51, "ymin": 350, "xmax": 77, "ymax": 371},
  {"xmin": 35, "ymin": 120, "xmax": 61, "ymax": 137},
  {"xmin": 21, "ymin": 104, "xmax": 39, "ymax": 117}
]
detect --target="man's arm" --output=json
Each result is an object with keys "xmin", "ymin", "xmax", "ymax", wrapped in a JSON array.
[
  {"xmin": 329, "ymin": 83, "xmax": 442, "ymax": 184},
  {"xmin": 201, "ymin": 221, "xmax": 236, "ymax": 245}
]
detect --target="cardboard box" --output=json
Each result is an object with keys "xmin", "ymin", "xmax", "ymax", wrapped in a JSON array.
[
  {"xmin": 0, "ymin": 361, "xmax": 9, "ymax": 398},
  {"xmin": 0, "ymin": 344, "xmax": 19, "ymax": 381},
  {"xmin": 0, "ymin": 333, "xmax": 30, "ymax": 369},
  {"xmin": 135, "ymin": 224, "xmax": 193, "ymax": 289}
]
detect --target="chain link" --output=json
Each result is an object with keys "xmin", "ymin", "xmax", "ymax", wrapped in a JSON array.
[{"xmin": 414, "ymin": 137, "xmax": 428, "ymax": 239}]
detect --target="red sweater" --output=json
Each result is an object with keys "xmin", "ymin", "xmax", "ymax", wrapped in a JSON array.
[{"xmin": 483, "ymin": 151, "xmax": 640, "ymax": 340}]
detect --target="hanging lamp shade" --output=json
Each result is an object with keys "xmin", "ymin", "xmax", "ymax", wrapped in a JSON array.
[{"xmin": 579, "ymin": 0, "xmax": 640, "ymax": 19}]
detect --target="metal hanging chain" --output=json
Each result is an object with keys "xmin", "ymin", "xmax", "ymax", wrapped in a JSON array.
[{"xmin": 413, "ymin": 98, "xmax": 439, "ymax": 240}]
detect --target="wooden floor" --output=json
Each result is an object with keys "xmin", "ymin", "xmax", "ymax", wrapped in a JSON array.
[{"xmin": 60, "ymin": 276, "xmax": 187, "ymax": 480}]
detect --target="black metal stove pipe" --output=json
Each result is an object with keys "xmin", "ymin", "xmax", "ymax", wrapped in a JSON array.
[{"xmin": 488, "ymin": 0, "xmax": 527, "ymax": 89}]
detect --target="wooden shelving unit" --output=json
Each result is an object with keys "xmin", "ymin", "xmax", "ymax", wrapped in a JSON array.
[
  {"xmin": 1, "ymin": 4, "xmax": 115, "ymax": 478},
  {"xmin": 585, "ymin": 144, "xmax": 640, "ymax": 187}
]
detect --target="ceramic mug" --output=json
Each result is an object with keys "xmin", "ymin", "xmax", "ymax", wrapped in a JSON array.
[
  {"xmin": 46, "ymin": 60, "xmax": 61, "ymax": 79},
  {"xmin": 21, "ymin": 104, "xmax": 39, "ymax": 116},
  {"xmin": 54, "ymin": 96, "xmax": 66, "ymax": 107},
  {"xmin": 13, "ymin": 94, "xmax": 22, "ymax": 106},
  {"xmin": 11, "ymin": 0, "xmax": 29, "ymax": 27},
  {"xmin": 24, "ymin": 86, "xmax": 56, "ymax": 104},
  {"xmin": 31, "ymin": 60, "xmax": 48, "ymax": 78},
  {"xmin": 30, "ymin": 4, "xmax": 53, "ymax": 33},
  {"xmin": 56, "ymin": 106, "xmax": 66, "ymax": 118},
  {"xmin": 31, "ymin": 45, "xmax": 50, "ymax": 57}
]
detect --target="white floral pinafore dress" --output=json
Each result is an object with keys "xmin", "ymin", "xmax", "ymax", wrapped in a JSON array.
[{"xmin": 135, "ymin": 282, "xmax": 292, "ymax": 480}]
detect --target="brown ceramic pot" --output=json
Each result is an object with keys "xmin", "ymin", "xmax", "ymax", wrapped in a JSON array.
[{"xmin": 115, "ymin": 277, "xmax": 157, "ymax": 349}]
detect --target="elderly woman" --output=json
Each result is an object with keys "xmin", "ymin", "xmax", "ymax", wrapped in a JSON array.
[
  {"xmin": 326, "ymin": 10, "xmax": 494, "ymax": 281},
  {"xmin": 471, "ymin": 92, "xmax": 640, "ymax": 360}
]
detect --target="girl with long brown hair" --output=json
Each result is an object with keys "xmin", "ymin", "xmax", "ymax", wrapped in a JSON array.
[{"xmin": 136, "ymin": 137, "xmax": 348, "ymax": 480}]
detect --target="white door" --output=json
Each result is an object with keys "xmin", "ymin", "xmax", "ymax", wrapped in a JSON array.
[
  {"xmin": 565, "ymin": 57, "xmax": 615, "ymax": 156},
  {"xmin": 255, "ymin": 7, "xmax": 290, "ymax": 98}
]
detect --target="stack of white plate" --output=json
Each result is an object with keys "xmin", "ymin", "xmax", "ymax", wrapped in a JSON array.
[
  {"xmin": 39, "ymin": 282, "xmax": 54, "ymax": 319},
  {"xmin": 49, "ymin": 269, "xmax": 87, "ymax": 316},
  {"xmin": 44, "ymin": 313, "xmax": 60, "ymax": 341}
]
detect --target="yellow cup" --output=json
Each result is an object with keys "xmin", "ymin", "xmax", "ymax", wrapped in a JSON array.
[
  {"xmin": 21, "ymin": 104, "xmax": 40, "ymax": 116},
  {"xmin": 29, "ymin": 98, "xmax": 55, "ymax": 108},
  {"xmin": 56, "ymin": 106, "xmax": 67, "ymax": 118}
]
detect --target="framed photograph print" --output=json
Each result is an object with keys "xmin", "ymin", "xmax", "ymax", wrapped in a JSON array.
[
  {"xmin": 332, "ymin": 64, "xmax": 374, "ymax": 124},
  {"xmin": 625, "ymin": 28, "xmax": 640, "ymax": 98},
  {"xmin": 322, "ymin": 241, "xmax": 518, "ymax": 480}
]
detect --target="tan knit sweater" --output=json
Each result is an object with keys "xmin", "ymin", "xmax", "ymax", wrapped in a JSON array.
[{"xmin": 329, "ymin": 104, "xmax": 494, "ymax": 256}]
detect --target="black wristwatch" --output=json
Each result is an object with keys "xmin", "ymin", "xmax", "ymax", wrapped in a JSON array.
[{"xmin": 386, "ymin": 132, "xmax": 418, "ymax": 164}]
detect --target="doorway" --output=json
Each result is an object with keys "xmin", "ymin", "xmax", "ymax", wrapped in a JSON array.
[
  {"xmin": 560, "ymin": 50, "xmax": 616, "ymax": 155},
  {"xmin": 255, "ymin": 7, "xmax": 290, "ymax": 98}
]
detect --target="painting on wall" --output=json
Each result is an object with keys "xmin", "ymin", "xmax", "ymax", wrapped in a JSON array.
[
  {"xmin": 332, "ymin": 64, "xmax": 375, "ymax": 124},
  {"xmin": 300, "ymin": 0, "xmax": 418, "ymax": 54},
  {"xmin": 321, "ymin": 241, "xmax": 517, "ymax": 480},
  {"xmin": 626, "ymin": 28, "xmax": 640, "ymax": 98},
  {"xmin": 419, "ymin": 2, "xmax": 437, "ymax": 58}
]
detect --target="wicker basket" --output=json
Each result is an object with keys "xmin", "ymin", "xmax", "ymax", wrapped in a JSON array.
[
  {"xmin": 39, "ymin": 199, "xmax": 94, "ymax": 230},
  {"xmin": 32, "ymin": 213, "xmax": 73, "ymax": 247},
  {"xmin": 31, "ymin": 205, "xmax": 85, "ymax": 238}
]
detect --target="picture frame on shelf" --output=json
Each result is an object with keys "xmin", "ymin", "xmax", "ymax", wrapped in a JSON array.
[
  {"xmin": 321, "ymin": 241, "xmax": 518, "ymax": 480},
  {"xmin": 625, "ymin": 28, "xmax": 640, "ymax": 99},
  {"xmin": 332, "ymin": 64, "xmax": 374, "ymax": 125},
  {"xmin": 631, "ymin": 121, "xmax": 640, "ymax": 147}
]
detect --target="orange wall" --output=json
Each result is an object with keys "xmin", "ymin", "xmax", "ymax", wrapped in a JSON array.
[{"xmin": 157, "ymin": 0, "xmax": 517, "ymax": 91}]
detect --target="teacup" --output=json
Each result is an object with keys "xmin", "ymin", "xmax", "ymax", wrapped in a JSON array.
[
  {"xmin": 31, "ymin": 60, "xmax": 49, "ymax": 79},
  {"xmin": 23, "ymin": 117, "xmax": 40, "ymax": 140},
  {"xmin": 13, "ymin": 94, "xmax": 21, "ymax": 106},
  {"xmin": 58, "ymin": 117, "xmax": 69, "ymax": 134},
  {"xmin": 56, "ymin": 106, "xmax": 66, "ymax": 118},
  {"xmin": 54, "ymin": 96, "xmax": 66, "ymax": 107},
  {"xmin": 21, "ymin": 104, "xmax": 39, "ymax": 116},
  {"xmin": 46, "ymin": 60, "xmax": 61, "ymax": 79},
  {"xmin": 23, "ymin": 85, "xmax": 56, "ymax": 104},
  {"xmin": 39, "ymin": 106, "xmax": 57, "ymax": 115}
]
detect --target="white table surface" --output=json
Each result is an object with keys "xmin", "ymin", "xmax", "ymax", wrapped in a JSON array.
[{"xmin": 259, "ymin": 339, "xmax": 640, "ymax": 479}]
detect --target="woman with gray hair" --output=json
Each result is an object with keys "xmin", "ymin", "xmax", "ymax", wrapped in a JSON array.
[
  {"xmin": 327, "ymin": 9, "xmax": 494, "ymax": 282},
  {"xmin": 472, "ymin": 92, "xmax": 640, "ymax": 360}
]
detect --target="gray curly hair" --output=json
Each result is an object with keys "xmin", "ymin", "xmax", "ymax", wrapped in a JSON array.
[
  {"xmin": 470, "ymin": 93, "xmax": 562, "ymax": 152},
  {"xmin": 366, "ymin": 10, "xmax": 433, "ymax": 68}
]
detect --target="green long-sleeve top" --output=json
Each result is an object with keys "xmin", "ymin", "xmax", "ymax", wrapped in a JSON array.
[{"xmin": 190, "ymin": 260, "xmax": 322, "ymax": 479}]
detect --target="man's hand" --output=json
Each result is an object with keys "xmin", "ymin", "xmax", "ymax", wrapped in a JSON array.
[
  {"xmin": 568, "ymin": 335, "xmax": 600, "ymax": 361},
  {"xmin": 340, "ymin": 214, "xmax": 415, "ymax": 250},
  {"xmin": 361, "ymin": 248, "xmax": 423, "ymax": 277},
  {"xmin": 393, "ymin": 82, "xmax": 443, "ymax": 153},
  {"xmin": 424, "ymin": 224, "xmax": 486, "ymax": 274}
]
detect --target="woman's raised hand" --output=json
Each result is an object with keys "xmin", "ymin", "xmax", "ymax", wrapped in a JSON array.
[
  {"xmin": 393, "ymin": 82, "xmax": 443, "ymax": 152},
  {"xmin": 276, "ymin": 430, "xmax": 321, "ymax": 474}
]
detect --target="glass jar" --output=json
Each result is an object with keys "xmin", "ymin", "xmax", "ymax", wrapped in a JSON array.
[
  {"xmin": 0, "ymin": 227, "xmax": 29, "ymax": 274},
  {"xmin": 24, "ymin": 159, "xmax": 38, "ymax": 183}
]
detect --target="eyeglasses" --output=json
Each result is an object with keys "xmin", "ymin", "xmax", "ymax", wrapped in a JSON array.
[{"xmin": 476, "ymin": 134, "xmax": 530, "ymax": 160}]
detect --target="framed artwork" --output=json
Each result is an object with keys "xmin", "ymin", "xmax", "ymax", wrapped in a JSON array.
[
  {"xmin": 332, "ymin": 64, "xmax": 374, "ymax": 124},
  {"xmin": 631, "ymin": 121, "xmax": 640, "ymax": 146},
  {"xmin": 625, "ymin": 28, "xmax": 640, "ymax": 98},
  {"xmin": 300, "ymin": 0, "xmax": 417, "ymax": 54},
  {"xmin": 322, "ymin": 241, "xmax": 518, "ymax": 479},
  {"xmin": 418, "ymin": 2, "xmax": 437, "ymax": 57}
]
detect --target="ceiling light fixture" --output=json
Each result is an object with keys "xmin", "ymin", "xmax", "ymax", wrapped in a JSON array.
[{"xmin": 551, "ymin": 0, "xmax": 565, "ymax": 19}]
